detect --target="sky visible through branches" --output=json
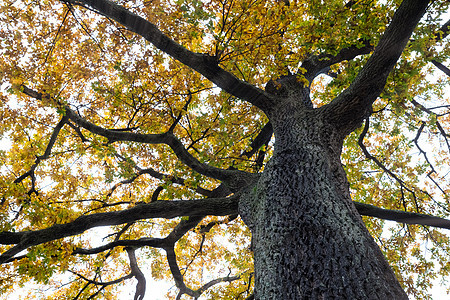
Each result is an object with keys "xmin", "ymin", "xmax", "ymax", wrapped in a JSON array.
[{"xmin": 1, "ymin": 0, "xmax": 450, "ymax": 299}]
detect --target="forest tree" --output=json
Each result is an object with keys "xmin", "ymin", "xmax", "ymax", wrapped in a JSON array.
[{"xmin": 1, "ymin": 0, "xmax": 450, "ymax": 299}]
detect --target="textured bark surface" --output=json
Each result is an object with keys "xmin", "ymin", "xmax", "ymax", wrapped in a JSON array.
[{"xmin": 239, "ymin": 88, "xmax": 408, "ymax": 299}]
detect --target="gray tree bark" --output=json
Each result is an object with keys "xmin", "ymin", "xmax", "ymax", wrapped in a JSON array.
[
  {"xmin": 237, "ymin": 0, "xmax": 430, "ymax": 297},
  {"xmin": 239, "ymin": 84, "xmax": 408, "ymax": 299}
]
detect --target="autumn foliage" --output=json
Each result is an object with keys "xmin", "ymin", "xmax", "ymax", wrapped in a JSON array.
[{"xmin": 0, "ymin": 0, "xmax": 449, "ymax": 299}]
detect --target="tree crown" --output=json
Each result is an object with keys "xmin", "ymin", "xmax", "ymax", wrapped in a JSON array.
[{"xmin": 0, "ymin": 0, "xmax": 449, "ymax": 298}]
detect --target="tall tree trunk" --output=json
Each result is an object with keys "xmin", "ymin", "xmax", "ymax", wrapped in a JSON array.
[{"xmin": 239, "ymin": 90, "xmax": 408, "ymax": 299}]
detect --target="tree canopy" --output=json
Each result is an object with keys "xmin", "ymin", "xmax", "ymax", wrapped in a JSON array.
[{"xmin": 0, "ymin": 0, "xmax": 449, "ymax": 299}]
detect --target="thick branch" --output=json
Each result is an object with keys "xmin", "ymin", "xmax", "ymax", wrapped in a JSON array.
[
  {"xmin": 2, "ymin": 193, "xmax": 449, "ymax": 265},
  {"xmin": 435, "ymin": 19, "xmax": 450, "ymax": 42},
  {"xmin": 431, "ymin": 60, "xmax": 450, "ymax": 77},
  {"xmin": 126, "ymin": 247, "xmax": 146, "ymax": 300},
  {"xmin": 65, "ymin": 107, "xmax": 237, "ymax": 181},
  {"xmin": 164, "ymin": 216, "xmax": 204, "ymax": 245},
  {"xmin": 68, "ymin": 0, "xmax": 274, "ymax": 113},
  {"xmin": 196, "ymin": 274, "xmax": 241, "ymax": 295},
  {"xmin": 301, "ymin": 39, "xmax": 373, "ymax": 80},
  {"xmin": 240, "ymin": 122, "xmax": 273, "ymax": 159},
  {"xmin": 354, "ymin": 202, "xmax": 450, "ymax": 229},
  {"xmin": 19, "ymin": 85, "xmax": 249, "ymax": 186},
  {"xmin": 323, "ymin": 0, "xmax": 431, "ymax": 134},
  {"xmin": 0, "ymin": 195, "xmax": 239, "ymax": 264},
  {"xmin": 163, "ymin": 217, "xmax": 205, "ymax": 298},
  {"xmin": 65, "ymin": 107, "xmax": 257, "ymax": 190},
  {"xmin": 166, "ymin": 237, "xmax": 241, "ymax": 299}
]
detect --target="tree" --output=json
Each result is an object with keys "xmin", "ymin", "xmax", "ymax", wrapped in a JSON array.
[{"xmin": 0, "ymin": 0, "xmax": 449, "ymax": 298}]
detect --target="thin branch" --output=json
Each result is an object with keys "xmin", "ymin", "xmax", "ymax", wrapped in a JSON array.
[
  {"xmin": 181, "ymin": 234, "xmax": 205, "ymax": 275},
  {"xmin": 106, "ymin": 222, "xmax": 134, "ymax": 242},
  {"xmin": 1, "ymin": 254, "xmax": 27, "ymax": 264},
  {"xmin": 86, "ymin": 285, "xmax": 107, "ymax": 300},
  {"xmin": 43, "ymin": 8, "xmax": 70, "ymax": 65},
  {"xmin": 358, "ymin": 118, "xmax": 416, "ymax": 197},
  {"xmin": 65, "ymin": 1, "xmax": 105, "ymax": 53},
  {"xmin": 412, "ymin": 122, "xmax": 447, "ymax": 195},
  {"xmin": 197, "ymin": 214, "xmax": 238, "ymax": 234},
  {"xmin": 168, "ymin": 92, "xmax": 191, "ymax": 133},
  {"xmin": 411, "ymin": 98, "xmax": 450, "ymax": 157},
  {"xmin": 69, "ymin": 270, "xmax": 133, "ymax": 286},
  {"xmin": 73, "ymin": 237, "xmax": 165, "ymax": 255},
  {"xmin": 73, "ymin": 218, "xmax": 203, "ymax": 256},
  {"xmin": 239, "ymin": 272, "xmax": 254, "ymax": 300},
  {"xmin": 14, "ymin": 114, "xmax": 68, "ymax": 184},
  {"xmin": 151, "ymin": 186, "xmax": 164, "ymax": 202},
  {"xmin": 67, "ymin": 121, "xmax": 89, "ymax": 142}
]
